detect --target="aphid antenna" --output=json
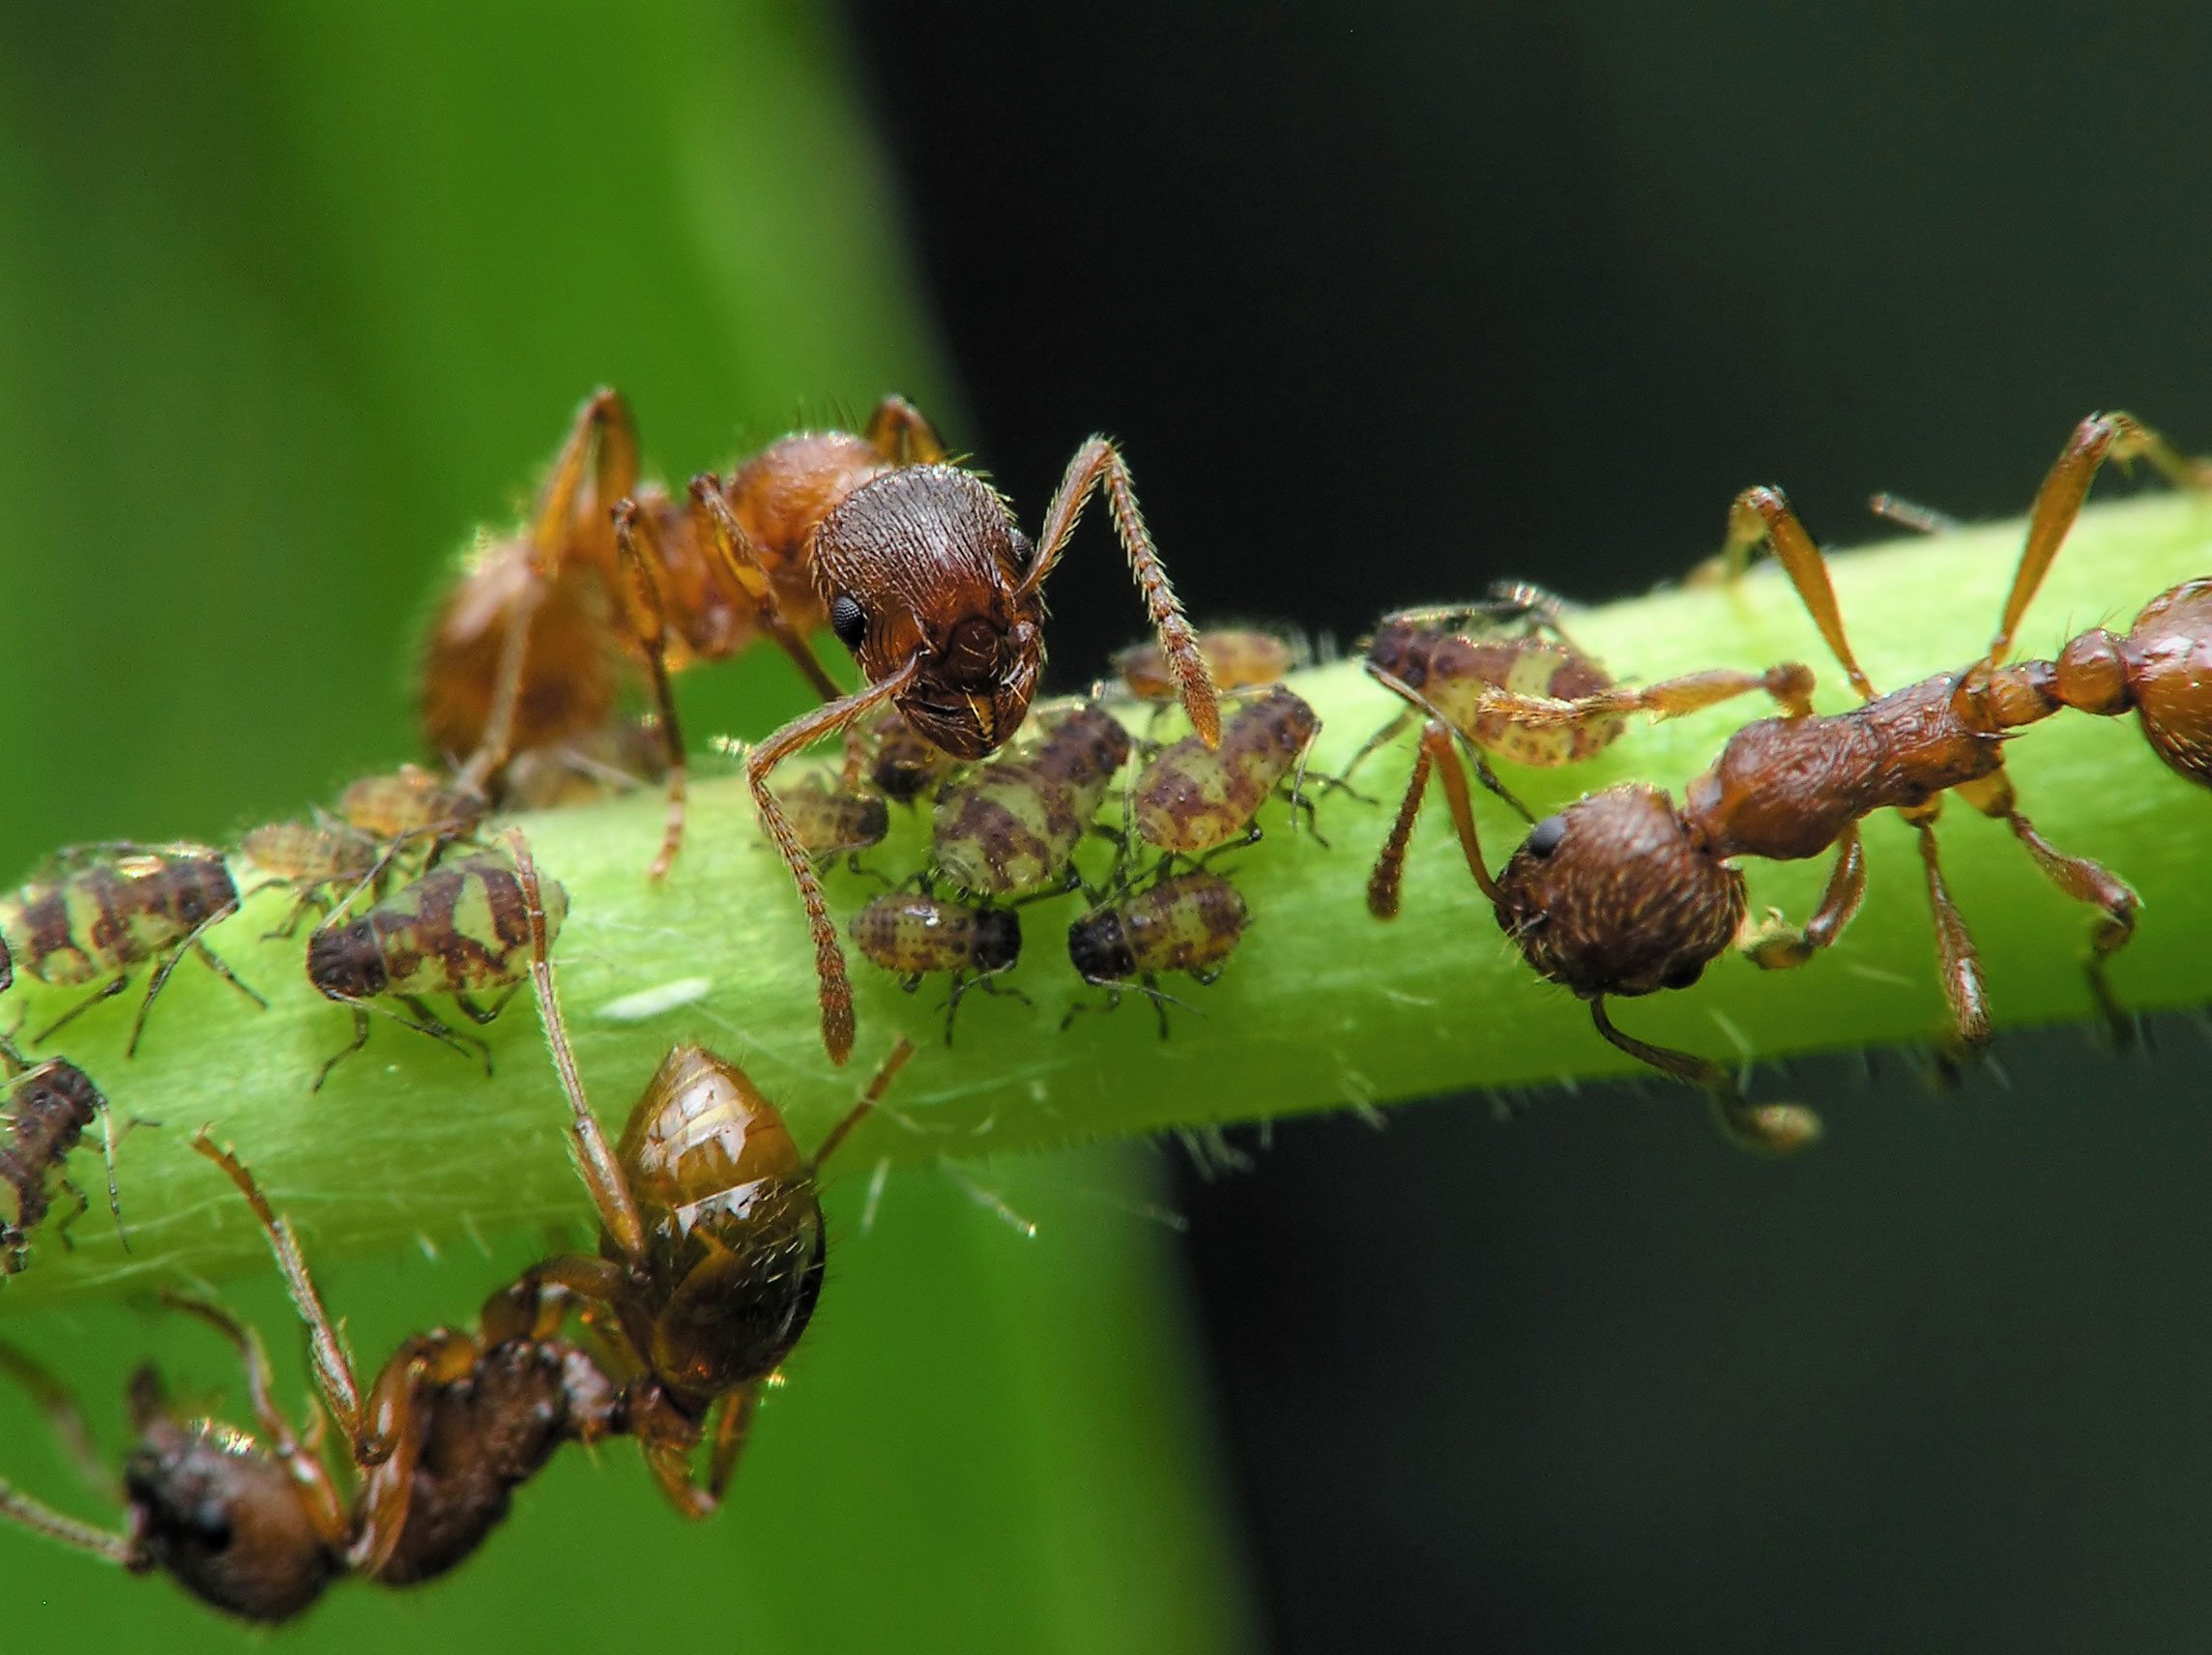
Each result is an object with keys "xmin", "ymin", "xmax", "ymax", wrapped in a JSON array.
[
  {"xmin": 935, "ymin": 1162, "xmax": 1037, "ymax": 1241},
  {"xmin": 1367, "ymin": 664, "xmax": 1536, "ymax": 824}
]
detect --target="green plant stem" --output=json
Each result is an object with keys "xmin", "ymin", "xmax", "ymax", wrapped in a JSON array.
[{"xmin": 7, "ymin": 491, "xmax": 2211, "ymax": 1306}]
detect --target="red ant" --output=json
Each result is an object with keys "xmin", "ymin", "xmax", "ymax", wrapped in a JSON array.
[
  {"xmin": 1371, "ymin": 413, "xmax": 2209, "ymax": 1147},
  {"xmin": 0, "ymin": 1131, "xmax": 625, "ymax": 1622}
]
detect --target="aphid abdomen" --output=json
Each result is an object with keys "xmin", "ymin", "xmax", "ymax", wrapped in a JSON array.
[
  {"xmin": 850, "ymin": 892, "xmax": 981, "ymax": 975},
  {"xmin": 932, "ymin": 762, "xmax": 1083, "ymax": 896},
  {"xmin": 1121, "ymin": 873, "xmax": 1247, "ymax": 974},
  {"xmin": 1133, "ymin": 686, "xmax": 1314, "ymax": 855},
  {"xmin": 364, "ymin": 856, "xmax": 566, "ymax": 997},
  {"xmin": 0, "ymin": 881, "xmax": 99, "ymax": 985},
  {"xmin": 778, "ymin": 773, "xmax": 890, "ymax": 859},
  {"xmin": 0, "ymin": 1061, "xmax": 102, "ymax": 1268}
]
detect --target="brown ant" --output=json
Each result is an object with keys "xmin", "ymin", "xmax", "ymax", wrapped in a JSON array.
[
  {"xmin": 0, "ymin": 843, "xmax": 265, "ymax": 1056},
  {"xmin": 509, "ymin": 834, "xmax": 914, "ymax": 1516},
  {"xmin": 305, "ymin": 847, "xmax": 566, "ymax": 1089},
  {"xmin": 0, "ymin": 1130, "xmax": 625, "ymax": 1622},
  {"xmin": 1373, "ymin": 412, "xmax": 2208, "ymax": 1147}
]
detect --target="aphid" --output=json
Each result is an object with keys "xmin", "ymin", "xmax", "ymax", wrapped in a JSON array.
[
  {"xmin": 1065, "ymin": 870, "xmax": 1249, "ymax": 1036},
  {"xmin": 847, "ymin": 706, "xmax": 956, "ymax": 805},
  {"xmin": 509, "ymin": 835, "xmax": 913, "ymax": 1515},
  {"xmin": 849, "ymin": 891, "xmax": 1024, "ymax": 1037},
  {"xmin": 931, "ymin": 705, "xmax": 1133, "ymax": 900},
  {"xmin": 1354, "ymin": 583, "xmax": 1813, "ymax": 820},
  {"xmin": 493, "ymin": 717, "xmax": 668, "ymax": 812},
  {"xmin": 305, "ymin": 848, "xmax": 566, "ymax": 1089},
  {"xmin": 336, "ymin": 764, "xmax": 488, "ymax": 857},
  {"xmin": 0, "ymin": 1046, "xmax": 122, "ymax": 1274},
  {"xmin": 0, "ymin": 843, "xmax": 264, "ymax": 1055},
  {"xmin": 1114, "ymin": 626, "xmax": 1297, "ymax": 701},
  {"xmin": 1130, "ymin": 683, "xmax": 1321, "ymax": 857},
  {"xmin": 775, "ymin": 771, "xmax": 889, "ymax": 863},
  {"xmin": 1378, "ymin": 412, "xmax": 2207, "ymax": 1147},
  {"xmin": 239, "ymin": 819, "xmax": 383, "ymax": 936},
  {"xmin": 0, "ymin": 1132, "xmax": 625, "ymax": 1622},
  {"xmin": 682, "ymin": 417, "xmax": 1219, "ymax": 1063}
]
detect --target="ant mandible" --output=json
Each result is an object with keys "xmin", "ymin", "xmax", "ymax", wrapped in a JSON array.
[{"xmin": 1374, "ymin": 412, "xmax": 2209, "ymax": 1145}]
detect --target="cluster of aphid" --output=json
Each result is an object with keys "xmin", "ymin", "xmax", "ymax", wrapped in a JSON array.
[{"xmin": 0, "ymin": 391, "xmax": 2206, "ymax": 1621}]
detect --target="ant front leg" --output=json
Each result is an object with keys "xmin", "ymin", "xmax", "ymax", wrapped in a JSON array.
[
  {"xmin": 744, "ymin": 670, "xmax": 914, "ymax": 1065},
  {"xmin": 1906, "ymin": 808, "xmax": 1993, "ymax": 1049},
  {"xmin": 1588, "ymin": 997, "xmax": 1822, "ymax": 1158},
  {"xmin": 1955, "ymin": 770, "xmax": 2139, "ymax": 1041},
  {"xmin": 705, "ymin": 1384, "xmax": 764, "ymax": 1505},
  {"xmin": 1026, "ymin": 437, "xmax": 1221, "ymax": 745},
  {"xmin": 350, "ymin": 1330, "xmax": 486, "ymax": 1577},
  {"xmin": 1740, "ymin": 826, "xmax": 1868, "ymax": 970},
  {"xmin": 613, "ymin": 501, "xmax": 694, "ymax": 880}
]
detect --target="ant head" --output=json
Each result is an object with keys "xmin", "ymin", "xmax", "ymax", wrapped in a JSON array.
[
  {"xmin": 122, "ymin": 1381, "xmax": 339, "ymax": 1623},
  {"xmin": 813, "ymin": 467, "xmax": 1045, "ymax": 760},
  {"xmin": 1493, "ymin": 784, "xmax": 1744, "ymax": 998},
  {"xmin": 618, "ymin": 1046, "xmax": 825, "ymax": 1398},
  {"xmin": 2124, "ymin": 577, "xmax": 2212, "ymax": 787}
]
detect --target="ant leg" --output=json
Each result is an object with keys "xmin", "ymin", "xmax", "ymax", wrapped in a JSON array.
[
  {"xmin": 612, "ymin": 501, "xmax": 694, "ymax": 880},
  {"xmin": 1741, "ymin": 826, "xmax": 1868, "ymax": 970},
  {"xmin": 0, "ymin": 1345, "xmax": 110, "ymax": 1495},
  {"xmin": 1723, "ymin": 485, "xmax": 1878, "ymax": 701},
  {"xmin": 129, "ymin": 924, "xmax": 267, "ymax": 1058},
  {"xmin": 1986, "ymin": 412, "xmax": 2200, "ymax": 667},
  {"xmin": 1473, "ymin": 660, "xmax": 1819, "ymax": 733},
  {"xmin": 706, "ymin": 1383, "xmax": 764, "ymax": 1503},
  {"xmin": 1367, "ymin": 722, "xmax": 1434, "ymax": 919},
  {"xmin": 687, "ymin": 478, "xmax": 844, "ymax": 702},
  {"xmin": 1906, "ymin": 812, "xmax": 1993, "ymax": 1048},
  {"xmin": 350, "ymin": 1330, "xmax": 483, "ymax": 1577},
  {"xmin": 1026, "ymin": 437, "xmax": 1220, "ymax": 745},
  {"xmin": 1371, "ymin": 719, "xmax": 1505, "ymax": 920},
  {"xmin": 1956, "ymin": 772, "xmax": 2139, "ymax": 1040},
  {"xmin": 188, "ymin": 1131, "xmax": 369, "ymax": 1458},
  {"xmin": 507, "ymin": 831, "xmax": 648, "ymax": 1263},
  {"xmin": 809, "ymin": 1037, "xmax": 917, "ymax": 1172},
  {"xmin": 1588, "ymin": 997, "xmax": 1822, "ymax": 1158},
  {"xmin": 745, "ymin": 667, "xmax": 914, "ymax": 1065},
  {"xmin": 0, "ymin": 1477, "xmax": 135, "ymax": 1567},
  {"xmin": 861, "ymin": 394, "xmax": 948, "ymax": 465}
]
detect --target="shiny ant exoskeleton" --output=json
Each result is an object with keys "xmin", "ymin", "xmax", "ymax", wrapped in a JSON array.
[
  {"xmin": 0, "ymin": 843, "xmax": 266, "ymax": 1056},
  {"xmin": 1374, "ymin": 412, "xmax": 2210, "ymax": 1148},
  {"xmin": 0, "ymin": 1130, "xmax": 625, "ymax": 1622},
  {"xmin": 305, "ymin": 847, "xmax": 566, "ymax": 1089},
  {"xmin": 509, "ymin": 834, "xmax": 913, "ymax": 1516}
]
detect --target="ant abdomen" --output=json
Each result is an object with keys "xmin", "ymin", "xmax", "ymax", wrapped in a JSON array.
[
  {"xmin": 2123, "ymin": 577, "xmax": 2212, "ymax": 784},
  {"xmin": 1495, "ymin": 786, "xmax": 1746, "ymax": 999}
]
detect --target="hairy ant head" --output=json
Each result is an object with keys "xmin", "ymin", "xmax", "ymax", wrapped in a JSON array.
[
  {"xmin": 2125, "ymin": 577, "xmax": 2212, "ymax": 786},
  {"xmin": 1493, "ymin": 784, "xmax": 1745, "ymax": 999},
  {"xmin": 812, "ymin": 466, "xmax": 1046, "ymax": 760},
  {"xmin": 121, "ymin": 1383, "xmax": 340, "ymax": 1623}
]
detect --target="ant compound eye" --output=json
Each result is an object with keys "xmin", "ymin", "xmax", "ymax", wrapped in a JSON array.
[
  {"xmin": 830, "ymin": 595, "xmax": 867, "ymax": 649},
  {"xmin": 1526, "ymin": 814, "xmax": 1569, "ymax": 857}
]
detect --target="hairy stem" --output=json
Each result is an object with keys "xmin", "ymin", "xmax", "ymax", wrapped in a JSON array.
[{"xmin": 7, "ymin": 492, "xmax": 2210, "ymax": 1306}]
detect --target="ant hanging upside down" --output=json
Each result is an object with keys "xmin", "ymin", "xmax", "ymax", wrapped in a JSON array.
[{"xmin": 1369, "ymin": 412, "xmax": 2211, "ymax": 1150}]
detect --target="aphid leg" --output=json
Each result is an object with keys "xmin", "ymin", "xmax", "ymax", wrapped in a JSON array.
[
  {"xmin": 687, "ymin": 477, "xmax": 844, "ymax": 701},
  {"xmin": 128, "ymin": 922, "xmax": 267, "ymax": 1059},
  {"xmin": 508, "ymin": 830, "xmax": 648, "ymax": 1262},
  {"xmin": 1367, "ymin": 666, "xmax": 1532, "ymax": 821},
  {"xmin": 1906, "ymin": 809, "xmax": 1992, "ymax": 1048},
  {"xmin": 449, "ymin": 983, "xmax": 522, "ymax": 1027},
  {"xmin": 1741, "ymin": 826, "xmax": 1868, "ymax": 970},
  {"xmin": 188, "ymin": 1131, "xmax": 370, "ymax": 1459},
  {"xmin": 31, "ymin": 974, "xmax": 129, "ymax": 1047},
  {"xmin": 310, "ymin": 1007, "xmax": 373, "ymax": 1092},
  {"xmin": 48, "ymin": 1176, "xmax": 88, "ymax": 1248},
  {"xmin": 612, "ymin": 501, "xmax": 694, "ymax": 880},
  {"xmin": 0, "ymin": 1345, "xmax": 111, "ymax": 1497},
  {"xmin": 1868, "ymin": 492, "xmax": 1960, "ymax": 535},
  {"xmin": 93, "ymin": 1093, "xmax": 127, "ymax": 1253},
  {"xmin": 1956, "ymin": 771, "xmax": 2139, "ymax": 1040},
  {"xmin": 1985, "ymin": 412, "xmax": 2197, "ymax": 667},
  {"xmin": 463, "ymin": 389, "xmax": 639, "ymax": 792},
  {"xmin": 810, "ymin": 1037, "xmax": 917, "ymax": 1172},
  {"xmin": 1330, "ymin": 709, "xmax": 1412, "ymax": 792},
  {"xmin": 1027, "ymin": 438, "xmax": 1221, "ymax": 745},
  {"xmin": 157, "ymin": 1295, "xmax": 353, "ymax": 1546},
  {"xmin": 1588, "ymin": 997, "xmax": 1822, "ymax": 1157},
  {"xmin": 746, "ymin": 667, "xmax": 915, "ymax": 1065},
  {"xmin": 395, "ymin": 997, "xmax": 492, "ymax": 1073},
  {"xmin": 860, "ymin": 393, "xmax": 948, "ymax": 465},
  {"xmin": 1723, "ymin": 486, "xmax": 1879, "ymax": 701},
  {"xmin": 706, "ymin": 1384, "xmax": 764, "ymax": 1503},
  {"xmin": 944, "ymin": 973, "xmax": 1031, "ymax": 1044}
]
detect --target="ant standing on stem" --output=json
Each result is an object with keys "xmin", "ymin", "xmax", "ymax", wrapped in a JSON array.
[{"xmin": 1369, "ymin": 412, "xmax": 2211, "ymax": 1149}]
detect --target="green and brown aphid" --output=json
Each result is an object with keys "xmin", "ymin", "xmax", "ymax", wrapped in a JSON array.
[
  {"xmin": 931, "ymin": 706, "xmax": 1132, "ymax": 898},
  {"xmin": 336, "ymin": 764, "xmax": 489, "ymax": 857},
  {"xmin": 778, "ymin": 771, "xmax": 890, "ymax": 863},
  {"xmin": 848, "ymin": 707, "xmax": 957, "ymax": 805},
  {"xmin": 305, "ymin": 849, "xmax": 567, "ymax": 1089},
  {"xmin": 1114, "ymin": 627, "xmax": 1298, "ymax": 702},
  {"xmin": 239, "ymin": 819, "xmax": 384, "ymax": 937},
  {"xmin": 849, "ymin": 891, "xmax": 1024, "ymax": 1039},
  {"xmin": 1065, "ymin": 870, "xmax": 1249, "ymax": 1036},
  {"xmin": 1, "ymin": 1047, "xmax": 123, "ymax": 1275},
  {"xmin": 0, "ymin": 843, "xmax": 265, "ymax": 1055},
  {"xmin": 1130, "ymin": 684, "xmax": 1322, "ymax": 858}
]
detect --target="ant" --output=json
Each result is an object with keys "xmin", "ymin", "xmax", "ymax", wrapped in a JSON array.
[
  {"xmin": 306, "ymin": 846, "xmax": 566, "ymax": 1089},
  {"xmin": 0, "ymin": 1130, "xmax": 625, "ymax": 1622},
  {"xmin": 0, "ymin": 843, "xmax": 265, "ymax": 1056},
  {"xmin": 509, "ymin": 834, "xmax": 914, "ymax": 1517},
  {"xmin": 1372, "ymin": 412, "xmax": 2208, "ymax": 1147}
]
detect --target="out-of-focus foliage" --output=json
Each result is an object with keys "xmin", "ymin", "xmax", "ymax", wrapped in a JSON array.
[{"xmin": 0, "ymin": 4, "xmax": 1254, "ymax": 1648}]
